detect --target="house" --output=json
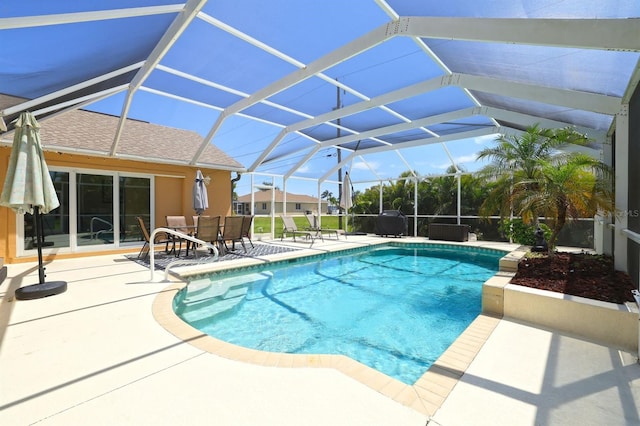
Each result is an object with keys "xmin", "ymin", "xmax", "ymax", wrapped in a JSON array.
[
  {"xmin": 0, "ymin": 95, "xmax": 244, "ymax": 264},
  {"xmin": 235, "ymin": 189, "xmax": 327, "ymax": 215}
]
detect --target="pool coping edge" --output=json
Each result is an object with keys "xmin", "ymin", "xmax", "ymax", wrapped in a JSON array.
[{"xmin": 152, "ymin": 240, "xmax": 519, "ymax": 417}]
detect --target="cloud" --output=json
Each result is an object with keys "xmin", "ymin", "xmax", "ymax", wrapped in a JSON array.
[
  {"xmin": 433, "ymin": 153, "xmax": 480, "ymax": 170},
  {"xmin": 455, "ymin": 153, "xmax": 481, "ymax": 164},
  {"xmin": 352, "ymin": 160, "xmax": 380, "ymax": 171},
  {"xmin": 472, "ymin": 134, "xmax": 499, "ymax": 145}
]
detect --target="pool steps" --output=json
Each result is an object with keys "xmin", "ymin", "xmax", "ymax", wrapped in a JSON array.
[{"xmin": 178, "ymin": 272, "xmax": 273, "ymax": 322}]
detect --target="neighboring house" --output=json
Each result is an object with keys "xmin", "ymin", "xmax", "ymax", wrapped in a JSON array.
[
  {"xmin": 0, "ymin": 94, "xmax": 244, "ymax": 264},
  {"xmin": 235, "ymin": 189, "xmax": 327, "ymax": 215}
]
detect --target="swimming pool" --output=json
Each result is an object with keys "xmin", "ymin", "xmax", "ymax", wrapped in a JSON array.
[{"xmin": 174, "ymin": 243, "xmax": 504, "ymax": 384}]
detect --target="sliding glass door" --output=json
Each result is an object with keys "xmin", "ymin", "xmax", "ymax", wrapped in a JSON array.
[
  {"xmin": 21, "ymin": 169, "xmax": 152, "ymax": 254},
  {"xmin": 77, "ymin": 173, "xmax": 114, "ymax": 246},
  {"xmin": 23, "ymin": 171, "xmax": 70, "ymax": 250},
  {"xmin": 120, "ymin": 176, "xmax": 150, "ymax": 243}
]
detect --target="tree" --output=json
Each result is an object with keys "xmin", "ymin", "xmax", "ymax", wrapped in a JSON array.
[
  {"xmin": 321, "ymin": 190, "xmax": 338, "ymax": 210},
  {"xmin": 477, "ymin": 125, "xmax": 613, "ymax": 252},
  {"xmin": 516, "ymin": 153, "xmax": 614, "ymax": 252},
  {"xmin": 350, "ymin": 167, "xmax": 492, "ymax": 236},
  {"xmin": 260, "ymin": 181, "xmax": 280, "ymax": 191},
  {"xmin": 476, "ymin": 124, "xmax": 577, "ymax": 222}
]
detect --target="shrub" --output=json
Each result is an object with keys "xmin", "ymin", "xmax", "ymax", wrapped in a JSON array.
[{"xmin": 499, "ymin": 219, "xmax": 551, "ymax": 245}]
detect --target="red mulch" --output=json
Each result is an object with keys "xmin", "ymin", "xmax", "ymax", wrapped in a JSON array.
[{"xmin": 511, "ymin": 252, "xmax": 637, "ymax": 304}]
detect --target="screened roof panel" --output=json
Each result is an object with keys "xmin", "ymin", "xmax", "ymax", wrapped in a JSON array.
[
  {"xmin": 161, "ymin": 19, "xmax": 300, "ymax": 94},
  {"xmin": 338, "ymin": 139, "xmax": 387, "ymax": 152},
  {"xmin": 2, "ymin": 15, "xmax": 172, "ymax": 98},
  {"xmin": 1, "ymin": 0, "xmax": 638, "ymax": 186},
  {"xmin": 473, "ymin": 92, "xmax": 615, "ymax": 132},
  {"xmin": 241, "ymin": 103, "xmax": 307, "ymax": 127},
  {"xmin": 427, "ymin": 40, "xmax": 639, "ymax": 97},
  {"xmin": 323, "ymin": 37, "xmax": 445, "ymax": 98},
  {"xmin": 299, "ymin": 123, "xmax": 345, "ymax": 144},
  {"xmin": 386, "ymin": 87, "xmax": 478, "ymax": 121},
  {"xmin": 266, "ymin": 77, "xmax": 343, "ymax": 118},
  {"xmin": 0, "ymin": 0, "xmax": 180, "ymax": 17},
  {"xmin": 428, "ymin": 121, "xmax": 495, "ymax": 137},
  {"xmin": 270, "ymin": 143, "xmax": 318, "ymax": 161},
  {"xmin": 387, "ymin": 0, "xmax": 639, "ymax": 18},
  {"xmin": 371, "ymin": 129, "xmax": 435, "ymax": 145},
  {"xmin": 204, "ymin": 0, "xmax": 389, "ymax": 63},
  {"xmin": 144, "ymin": 69, "xmax": 243, "ymax": 109},
  {"xmin": 339, "ymin": 108, "xmax": 405, "ymax": 134}
]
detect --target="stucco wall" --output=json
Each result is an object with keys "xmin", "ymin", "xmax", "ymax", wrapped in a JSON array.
[{"xmin": 0, "ymin": 147, "xmax": 231, "ymax": 263}]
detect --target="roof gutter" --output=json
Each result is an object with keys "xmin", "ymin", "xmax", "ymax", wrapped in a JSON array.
[{"xmin": 0, "ymin": 138, "xmax": 246, "ymax": 172}]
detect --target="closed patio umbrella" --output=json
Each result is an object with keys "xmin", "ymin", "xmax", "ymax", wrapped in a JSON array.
[
  {"xmin": 0, "ymin": 112, "xmax": 67, "ymax": 300},
  {"xmin": 340, "ymin": 171, "xmax": 353, "ymax": 231},
  {"xmin": 340, "ymin": 171, "xmax": 353, "ymax": 212},
  {"xmin": 193, "ymin": 169, "xmax": 209, "ymax": 215}
]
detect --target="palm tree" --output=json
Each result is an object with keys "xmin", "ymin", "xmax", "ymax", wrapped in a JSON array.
[
  {"xmin": 516, "ymin": 153, "xmax": 614, "ymax": 252},
  {"xmin": 476, "ymin": 124, "xmax": 581, "ymax": 221},
  {"xmin": 477, "ymin": 124, "xmax": 614, "ymax": 253}
]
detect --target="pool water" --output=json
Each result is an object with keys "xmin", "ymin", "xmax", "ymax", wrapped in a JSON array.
[{"xmin": 174, "ymin": 245, "xmax": 503, "ymax": 384}]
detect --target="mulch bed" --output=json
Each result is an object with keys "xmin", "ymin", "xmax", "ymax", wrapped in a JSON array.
[{"xmin": 511, "ymin": 252, "xmax": 637, "ymax": 304}]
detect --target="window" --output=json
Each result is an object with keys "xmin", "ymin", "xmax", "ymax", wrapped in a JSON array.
[
  {"xmin": 295, "ymin": 203, "xmax": 301, "ymax": 210},
  {"xmin": 261, "ymin": 203, "xmax": 267, "ymax": 210}
]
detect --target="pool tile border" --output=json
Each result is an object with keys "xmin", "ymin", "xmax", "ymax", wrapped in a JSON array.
[
  {"xmin": 152, "ymin": 239, "xmax": 515, "ymax": 417},
  {"xmin": 153, "ymin": 285, "xmax": 500, "ymax": 416}
]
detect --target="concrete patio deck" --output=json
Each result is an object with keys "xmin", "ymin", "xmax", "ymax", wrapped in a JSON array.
[{"xmin": 1, "ymin": 236, "xmax": 639, "ymax": 425}]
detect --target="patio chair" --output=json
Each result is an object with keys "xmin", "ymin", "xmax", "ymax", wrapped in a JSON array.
[
  {"xmin": 240, "ymin": 215, "xmax": 255, "ymax": 248},
  {"xmin": 135, "ymin": 216, "xmax": 172, "ymax": 260},
  {"xmin": 166, "ymin": 215, "xmax": 193, "ymax": 256},
  {"xmin": 304, "ymin": 213, "xmax": 343, "ymax": 239},
  {"xmin": 221, "ymin": 216, "xmax": 246, "ymax": 252},
  {"xmin": 280, "ymin": 215, "xmax": 322, "ymax": 246},
  {"xmin": 193, "ymin": 215, "xmax": 222, "ymax": 256},
  {"xmin": 192, "ymin": 215, "xmax": 209, "ymax": 228}
]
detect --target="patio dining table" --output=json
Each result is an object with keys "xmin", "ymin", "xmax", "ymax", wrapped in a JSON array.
[{"xmin": 167, "ymin": 225, "xmax": 197, "ymax": 257}]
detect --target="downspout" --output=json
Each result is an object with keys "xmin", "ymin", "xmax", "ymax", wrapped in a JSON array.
[{"xmin": 231, "ymin": 172, "xmax": 241, "ymax": 214}]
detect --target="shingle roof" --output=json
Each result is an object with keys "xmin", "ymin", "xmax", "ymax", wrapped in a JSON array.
[
  {"xmin": 237, "ymin": 189, "xmax": 325, "ymax": 204},
  {"xmin": 0, "ymin": 94, "xmax": 243, "ymax": 171}
]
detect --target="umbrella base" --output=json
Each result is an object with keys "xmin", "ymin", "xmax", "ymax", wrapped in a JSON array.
[{"xmin": 15, "ymin": 281, "xmax": 67, "ymax": 300}]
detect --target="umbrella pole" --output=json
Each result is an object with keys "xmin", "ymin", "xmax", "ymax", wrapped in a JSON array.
[
  {"xmin": 14, "ymin": 206, "xmax": 67, "ymax": 300},
  {"xmin": 35, "ymin": 206, "xmax": 46, "ymax": 284}
]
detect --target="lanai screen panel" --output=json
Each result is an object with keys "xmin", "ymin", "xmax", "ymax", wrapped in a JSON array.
[{"xmin": 1, "ymin": 0, "xmax": 639, "ymax": 182}]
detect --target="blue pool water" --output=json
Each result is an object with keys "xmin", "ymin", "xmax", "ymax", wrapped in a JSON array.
[{"xmin": 174, "ymin": 244, "xmax": 504, "ymax": 384}]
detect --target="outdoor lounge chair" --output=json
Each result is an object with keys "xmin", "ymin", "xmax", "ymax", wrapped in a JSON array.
[
  {"xmin": 280, "ymin": 215, "xmax": 322, "ymax": 246},
  {"xmin": 135, "ymin": 216, "xmax": 172, "ymax": 260},
  {"xmin": 221, "ymin": 216, "xmax": 246, "ymax": 252},
  {"xmin": 240, "ymin": 215, "xmax": 255, "ymax": 248},
  {"xmin": 304, "ymin": 213, "xmax": 343, "ymax": 239}
]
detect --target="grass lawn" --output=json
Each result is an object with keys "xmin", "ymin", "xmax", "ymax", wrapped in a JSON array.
[{"xmin": 253, "ymin": 215, "xmax": 345, "ymax": 234}]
